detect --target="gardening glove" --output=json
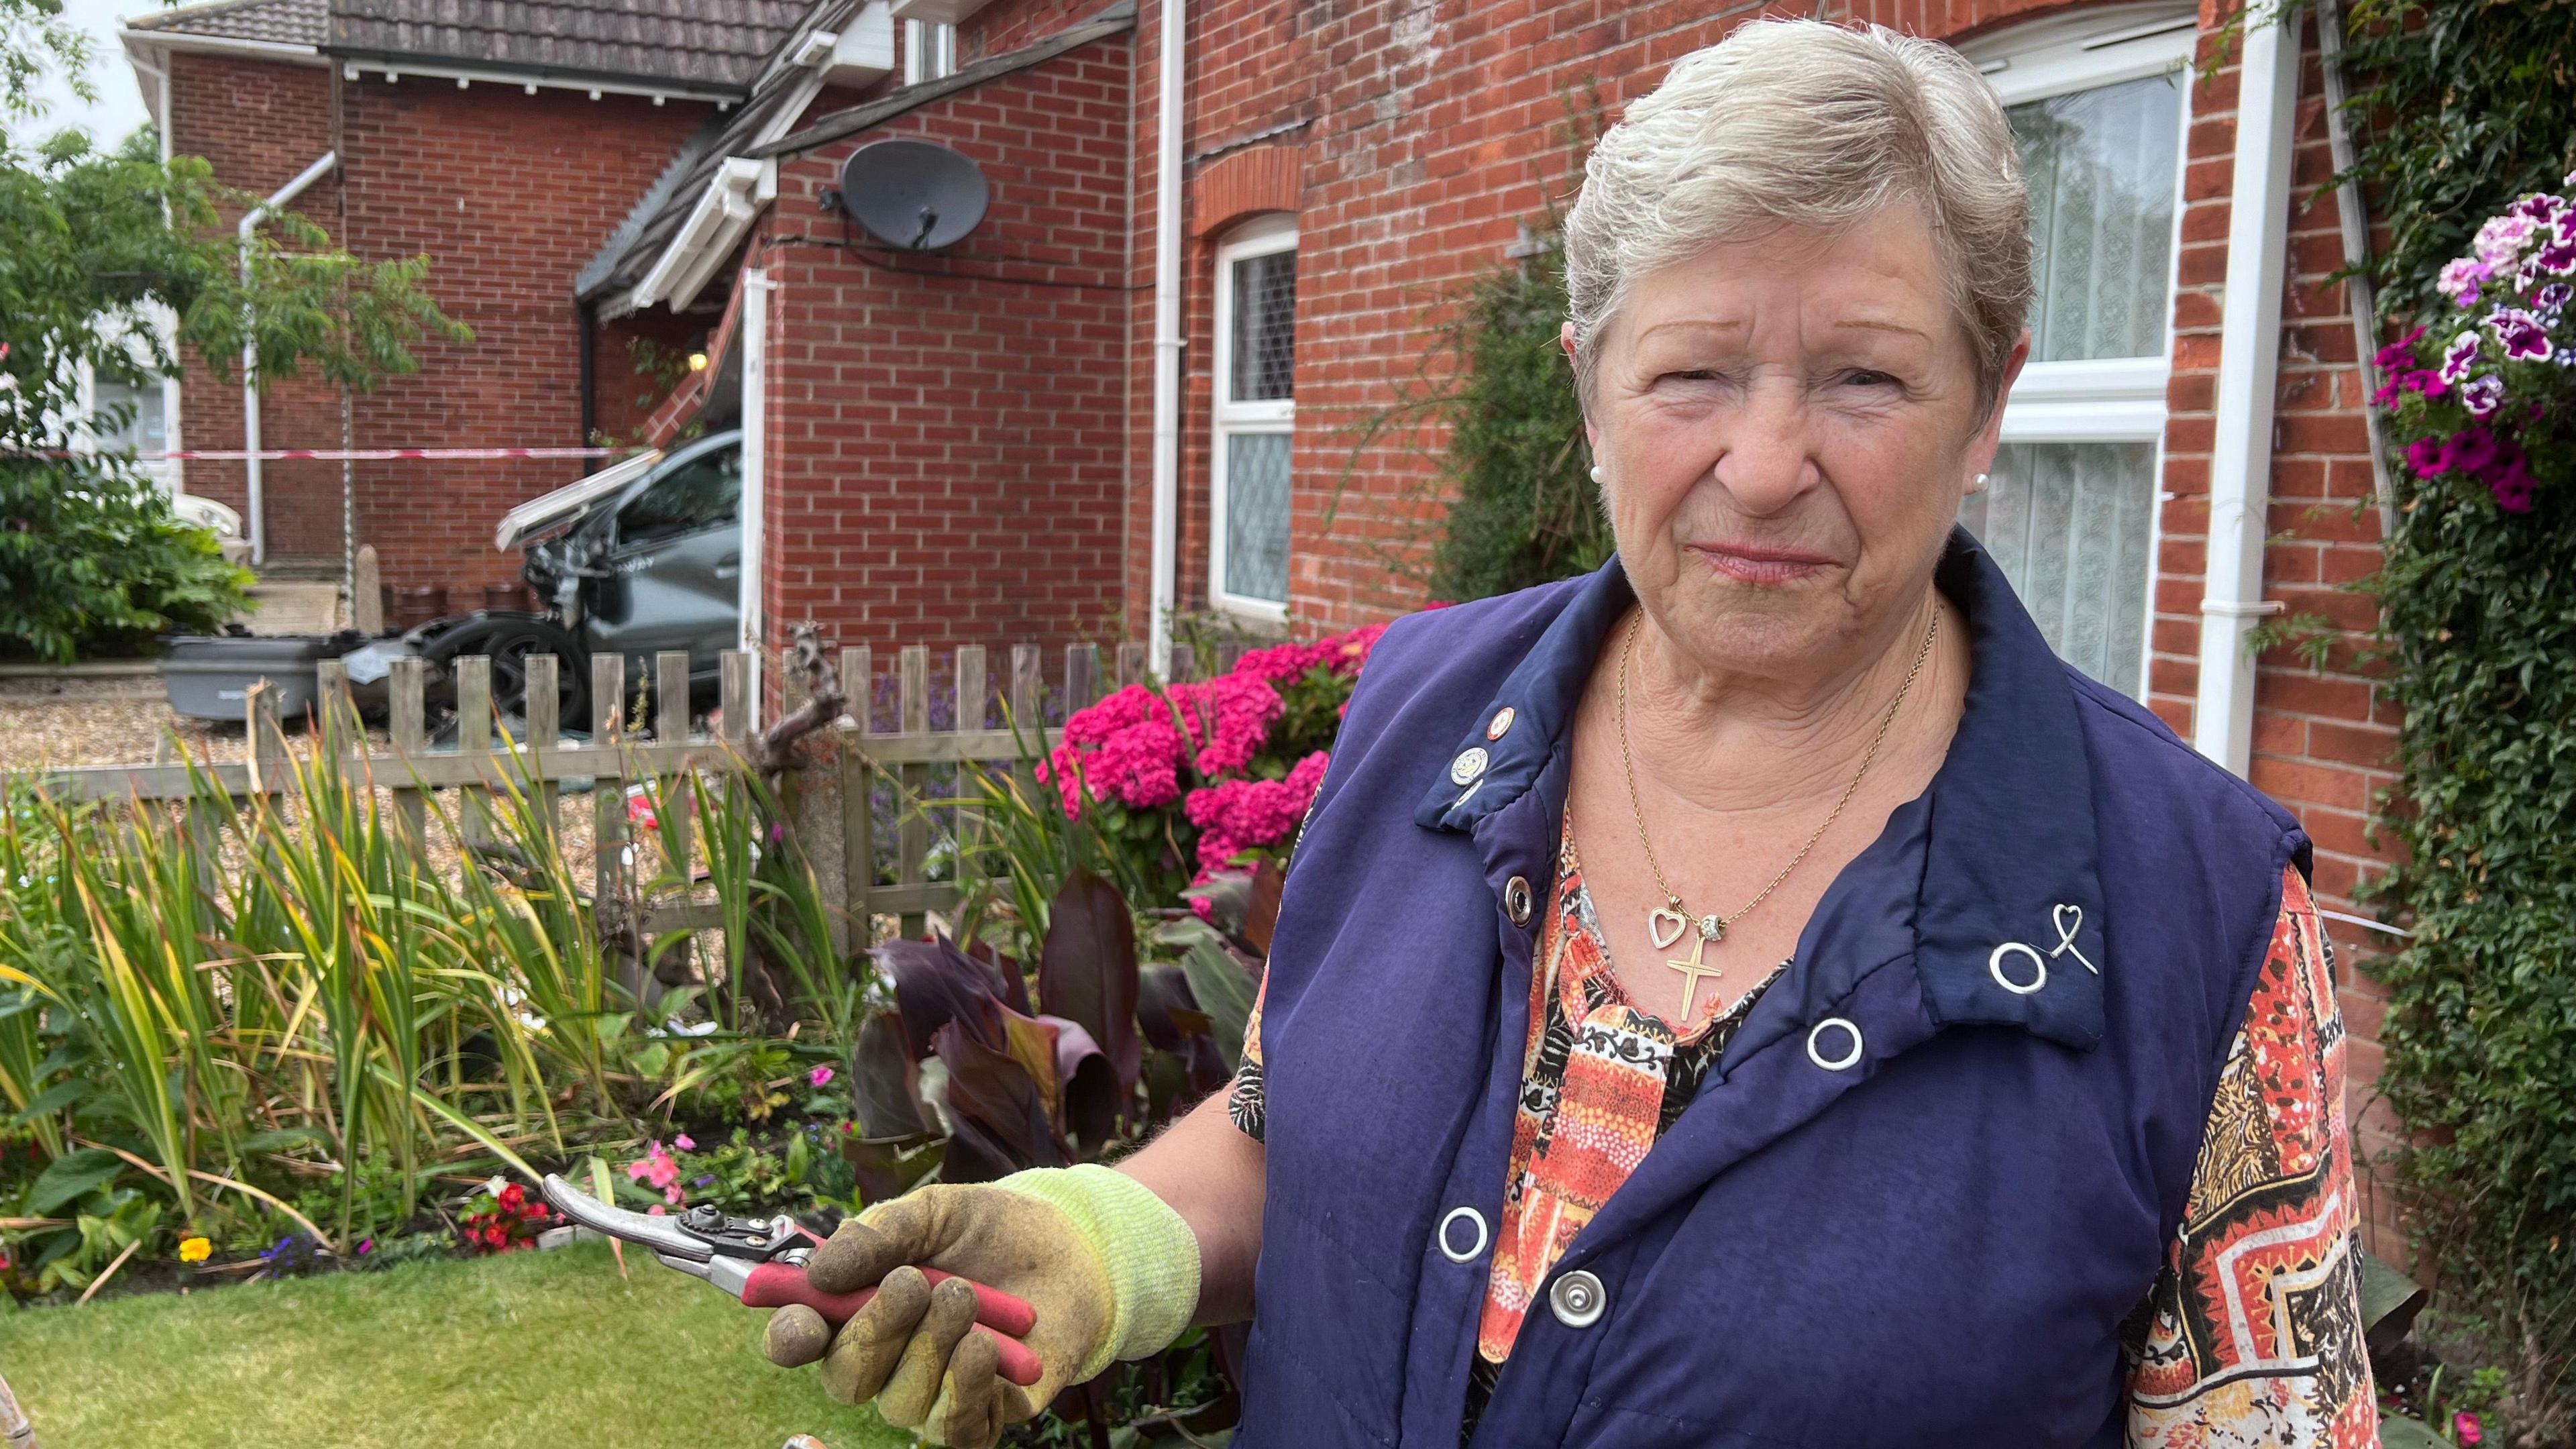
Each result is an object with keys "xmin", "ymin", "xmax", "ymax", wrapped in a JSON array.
[{"xmin": 762, "ymin": 1164, "xmax": 1200, "ymax": 1448}]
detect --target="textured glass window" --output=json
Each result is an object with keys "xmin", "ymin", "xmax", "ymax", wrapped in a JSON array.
[
  {"xmin": 2010, "ymin": 71, "xmax": 2183, "ymax": 364},
  {"xmin": 1229, "ymin": 250, "xmax": 1296, "ymax": 402},
  {"xmin": 92, "ymin": 377, "xmax": 166, "ymax": 453},
  {"xmin": 1224, "ymin": 433, "xmax": 1291, "ymax": 604},
  {"xmin": 1960, "ymin": 441, "xmax": 2156, "ymax": 696}
]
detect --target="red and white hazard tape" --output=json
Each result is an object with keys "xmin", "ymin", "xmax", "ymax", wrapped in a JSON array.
[{"xmin": 7, "ymin": 445, "xmax": 639, "ymax": 462}]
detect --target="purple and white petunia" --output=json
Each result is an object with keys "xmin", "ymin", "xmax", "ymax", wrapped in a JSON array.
[
  {"xmin": 2439, "ymin": 258, "xmax": 2494, "ymax": 307},
  {"xmin": 2440, "ymin": 331, "xmax": 2485, "ymax": 382},
  {"xmin": 2488, "ymin": 308, "xmax": 2552, "ymax": 362},
  {"xmin": 2540, "ymin": 282, "xmax": 2573, "ymax": 313},
  {"xmin": 2460, "ymin": 374, "xmax": 2506, "ymax": 418}
]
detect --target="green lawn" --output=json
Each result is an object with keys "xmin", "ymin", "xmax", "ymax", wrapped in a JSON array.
[{"xmin": 0, "ymin": 1242, "xmax": 908, "ymax": 1449}]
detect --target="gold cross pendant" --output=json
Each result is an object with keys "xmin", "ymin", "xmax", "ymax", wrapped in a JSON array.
[{"xmin": 1665, "ymin": 928, "xmax": 1725, "ymax": 1024}]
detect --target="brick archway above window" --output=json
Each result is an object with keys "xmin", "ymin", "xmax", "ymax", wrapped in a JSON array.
[{"xmin": 1191, "ymin": 144, "xmax": 1303, "ymax": 239}]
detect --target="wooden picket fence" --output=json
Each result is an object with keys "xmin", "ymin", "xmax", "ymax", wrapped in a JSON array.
[{"xmin": 16, "ymin": 637, "xmax": 1229, "ymax": 959}]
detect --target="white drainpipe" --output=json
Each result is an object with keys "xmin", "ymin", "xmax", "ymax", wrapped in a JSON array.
[
  {"xmin": 739, "ymin": 268, "xmax": 772, "ymax": 731},
  {"xmin": 1146, "ymin": 0, "xmax": 1185, "ymax": 674},
  {"xmin": 2191, "ymin": 15, "xmax": 2298, "ymax": 775},
  {"xmin": 239, "ymin": 150, "xmax": 339, "ymax": 565}
]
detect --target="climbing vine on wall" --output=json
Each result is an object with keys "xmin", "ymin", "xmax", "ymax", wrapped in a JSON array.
[{"xmin": 2337, "ymin": 1, "xmax": 2576, "ymax": 1440}]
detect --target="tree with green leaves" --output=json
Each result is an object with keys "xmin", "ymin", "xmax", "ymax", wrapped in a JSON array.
[{"xmin": 0, "ymin": 0, "xmax": 468, "ymax": 661}]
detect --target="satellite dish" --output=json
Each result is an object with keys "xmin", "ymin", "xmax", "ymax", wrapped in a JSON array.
[{"xmin": 837, "ymin": 140, "xmax": 989, "ymax": 251}]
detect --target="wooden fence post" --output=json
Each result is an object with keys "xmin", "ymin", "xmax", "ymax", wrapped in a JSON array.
[
  {"xmin": 1065, "ymin": 643, "xmax": 1100, "ymax": 714},
  {"xmin": 386, "ymin": 657, "xmax": 427, "ymax": 843},
  {"xmin": 591, "ymin": 652, "xmax": 631, "ymax": 993},
  {"xmin": 1168, "ymin": 641, "xmax": 1196, "ymax": 684},
  {"xmin": 525, "ymin": 653, "xmax": 561, "ymax": 842},
  {"xmin": 455, "ymin": 655, "xmax": 493, "ymax": 853},
  {"xmin": 897, "ymin": 645, "xmax": 930, "ymax": 941},
  {"xmin": 1116, "ymin": 642, "xmax": 1147, "ymax": 688},
  {"xmin": 839, "ymin": 647, "xmax": 874, "ymax": 954},
  {"xmin": 654, "ymin": 651, "xmax": 693, "ymax": 887}
]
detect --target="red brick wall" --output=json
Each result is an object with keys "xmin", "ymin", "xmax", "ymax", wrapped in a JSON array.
[
  {"xmin": 334, "ymin": 79, "xmax": 715, "ymax": 600},
  {"xmin": 750, "ymin": 40, "xmax": 1136, "ymax": 664},
  {"xmin": 166, "ymin": 53, "xmax": 345, "ymax": 564}
]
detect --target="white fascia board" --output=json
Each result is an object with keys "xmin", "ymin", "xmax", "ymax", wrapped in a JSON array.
[
  {"xmin": 891, "ymin": 0, "xmax": 995, "ymax": 29},
  {"xmin": 335, "ymin": 58, "xmax": 742, "ymax": 105},
  {"xmin": 825, "ymin": 3, "xmax": 896, "ymax": 85},
  {"xmin": 494, "ymin": 447, "xmax": 665, "ymax": 550},
  {"xmin": 643, "ymin": 157, "xmax": 774, "ymax": 313}
]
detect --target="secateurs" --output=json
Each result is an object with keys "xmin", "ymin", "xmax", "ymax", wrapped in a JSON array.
[{"xmin": 539, "ymin": 1175, "xmax": 1043, "ymax": 1385}]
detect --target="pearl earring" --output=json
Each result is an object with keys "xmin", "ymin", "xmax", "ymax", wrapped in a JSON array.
[
  {"xmin": 1970, "ymin": 472, "xmax": 1990, "ymax": 494},
  {"xmin": 1589, "ymin": 465, "xmax": 1605, "ymax": 484}
]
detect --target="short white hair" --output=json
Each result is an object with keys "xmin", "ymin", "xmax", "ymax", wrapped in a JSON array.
[{"xmin": 1563, "ymin": 19, "xmax": 2033, "ymax": 413}]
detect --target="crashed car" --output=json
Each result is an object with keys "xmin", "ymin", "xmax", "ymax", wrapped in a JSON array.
[
  {"xmin": 162, "ymin": 433, "xmax": 742, "ymax": 731},
  {"xmin": 413, "ymin": 429, "xmax": 745, "ymax": 729}
]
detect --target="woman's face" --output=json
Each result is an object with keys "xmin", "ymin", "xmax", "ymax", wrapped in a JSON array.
[{"xmin": 1572, "ymin": 203, "xmax": 2027, "ymax": 686}]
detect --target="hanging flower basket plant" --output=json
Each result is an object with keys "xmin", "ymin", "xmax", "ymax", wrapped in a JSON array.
[{"xmin": 2378, "ymin": 177, "xmax": 2576, "ymax": 515}]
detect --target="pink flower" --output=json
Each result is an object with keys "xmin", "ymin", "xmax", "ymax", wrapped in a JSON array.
[
  {"xmin": 809, "ymin": 1065, "xmax": 835, "ymax": 1089},
  {"xmin": 1169, "ymin": 673, "xmax": 1285, "ymax": 776},
  {"xmin": 1233, "ymin": 639, "xmax": 1330, "ymax": 683},
  {"xmin": 2440, "ymin": 258, "xmax": 2494, "ymax": 307},
  {"xmin": 2475, "ymin": 212, "xmax": 2538, "ymax": 266},
  {"xmin": 2539, "ymin": 229, "xmax": 2576, "ymax": 276},
  {"xmin": 2456, "ymin": 1411, "xmax": 2485, "ymax": 1444},
  {"xmin": 673, "ymin": 1134, "xmax": 694, "ymax": 1151},
  {"xmin": 1042, "ymin": 684, "xmax": 1191, "ymax": 814},
  {"xmin": 1183, "ymin": 751, "xmax": 1330, "ymax": 877},
  {"xmin": 1320, "ymin": 623, "xmax": 1389, "ymax": 676},
  {"xmin": 627, "ymin": 1141, "xmax": 680, "ymax": 1191}
]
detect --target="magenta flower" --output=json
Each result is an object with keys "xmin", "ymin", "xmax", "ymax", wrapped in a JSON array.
[
  {"xmin": 674, "ymin": 1133, "xmax": 695, "ymax": 1151},
  {"xmin": 2540, "ymin": 231, "xmax": 2576, "ymax": 276},
  {"xmin": 1233, "ymin": 639, "xmax": 1331, "ymax": 683},
  {"xmin": 2448, "ymin": 427, "xmax": 2502, "ymax": 478},
  {"xmin": 2538, "ymin": 282, "xmax": 2573, "ymax": 313},
  {"xmin": 2491, "ymin": 454, "xmax": 2536, "ymax": 513},
  {"xmin": 1170, "ymin": 673, "xmax": 1286, "ymax": 776},
  {"xmin": 808, "ymin": 1065, "xmax": 835, "ymax": 1089},
  {"xmin": 2457, "ymin": 1410, "xmax": 2485, "ymax": 1444},
  {"xmin": 2406, "ymin": 436, "xmax": 2451, "ymax": 478}
]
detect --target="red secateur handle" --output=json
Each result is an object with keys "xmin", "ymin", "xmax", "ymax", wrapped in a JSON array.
[{"xmin": 740, "ymin": 1263, "xmax": 1044, "ymax": 1387}]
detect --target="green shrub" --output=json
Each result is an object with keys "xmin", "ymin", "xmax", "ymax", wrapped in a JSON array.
[{"xmin": 0, "ymin": 460, "xmax": 252, "ymax": 661}]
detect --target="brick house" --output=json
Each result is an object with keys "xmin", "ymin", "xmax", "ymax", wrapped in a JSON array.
[
  {"xmin": 594, "ymin": 0, "xmax": 2405, "ymax": 1242},
  {"xmin": 117, "ymin": 0, "xmax": 810, "ymax": 594},
  {"xmin": 133, "ymin": 0, "xmax": 2407, "ymax": 1241}
]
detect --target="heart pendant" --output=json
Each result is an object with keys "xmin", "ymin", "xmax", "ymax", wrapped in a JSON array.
[{"xmin": 1648, "ymin": 908, "xmax": 1689, "ymax": 950}]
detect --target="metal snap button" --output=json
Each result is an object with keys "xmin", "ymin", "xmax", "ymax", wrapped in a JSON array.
[
  {"xmin": 1548, "ymin": 1269, "xmax": 1607, "ymax": 1328},
  {"xmin": 1450, "ymin": 747, "xmax": 1490, "ymax": 786},
  {"xmin": 1486, "ymin": 706, "xmax": 1515, "ymax": 741},
  {"xmin": 1438, "ymin": 1206, "xmax": 1489, "ymax": 1264},
  {"xmin": 1805, "ymin": 1017, "xmax": 1864, "ymax": 1071},
  {"xmin": 1503, "ymin": 874, "xmax": 1534, "ymax": 926}
]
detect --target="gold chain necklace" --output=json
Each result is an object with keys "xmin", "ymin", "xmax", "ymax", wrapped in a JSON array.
[{"xmin": 1615, "ymin": 604, "xmax": 1940, "ymax": 1020}]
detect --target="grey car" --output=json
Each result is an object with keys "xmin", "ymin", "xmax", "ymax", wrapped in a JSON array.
[{"xmin": 417, "ymin": 429, "xmax": 743, "ymax": 731}]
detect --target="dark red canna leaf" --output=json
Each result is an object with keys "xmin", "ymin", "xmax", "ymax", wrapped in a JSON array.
[{"xmin": 1037, "ymin": 867, "xmax": 1142, "ymax": 1102}]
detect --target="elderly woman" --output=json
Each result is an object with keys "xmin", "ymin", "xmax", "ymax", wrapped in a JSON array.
[{"xmin": 762, "ymin": 19, "xmax": 2376, "ymax": 1448}]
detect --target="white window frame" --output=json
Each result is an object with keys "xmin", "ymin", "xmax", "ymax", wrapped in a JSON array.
[
  {"xmin": 1210, "ymin": 215, "xmax": 1297, "ymax": 622},
  {"xmin": 1959, "ymin": 3, "xmax": 2198, "ymax": 696},
  {"xmin": 903, "ymin": 20, "xmax": 955, "ymax": 84}
]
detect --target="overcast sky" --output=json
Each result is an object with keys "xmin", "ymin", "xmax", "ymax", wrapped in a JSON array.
[{"xmin": 25, "ymin": 0, "xmax": 155, "ymax": 146}]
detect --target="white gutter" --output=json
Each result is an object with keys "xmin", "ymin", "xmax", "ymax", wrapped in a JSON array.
[
  {"xmin": 2190, "ymin": 11, "xmax": 2298, "ymax": 776},
  {"xmin": 240, "ymin": 150, "xmax": 339, "ymax": 566},
  {"xmin": 1146, "ymin": 0, "xmax": 1185, "ymax": 674},
  {"xmin": 117, "ymin": 28, "xmax": 326, "ymax": 67}
]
